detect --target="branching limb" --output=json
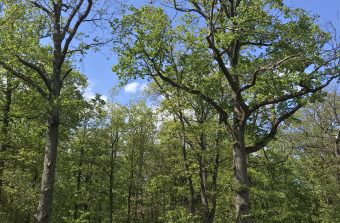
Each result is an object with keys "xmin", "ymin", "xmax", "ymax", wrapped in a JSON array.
[
  {"xmin": 15, "ymin": 55, "xmax": 52, "ymax": 92},
  {"xmin": 0, "ymin": 61, "xmax": 48, "ymax": 99},
  {"xmin": 30, "ymin": 1, "xmax": 52, "ymax": 17},
  {"xmin": 246, "ymin": 103, "xmax": 304, "ymax": 154},
  {"xmin": 241, "ymin": 54, "xmax": 302, "ymax": 92},
  {"xmin": 60, "ymin": 0, "xmax": 93, "ymax": 68},
  {"xmin": 61, "ymin": 68, "xmax": 72, "ymax": 83},
  {"xmin": 61, "ymin": 0, "xmax": 85, "ymax": 40},
  {"xmin": 171, "ymin": 0, "xmax": 208, "ymax": 19},
  {"xmin": 249, "ymin": 75, "xmax": 339, "ymax": 113}
]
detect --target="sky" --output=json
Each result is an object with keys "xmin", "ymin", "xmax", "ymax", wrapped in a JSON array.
[{"xmin": 80, "ymin": 0, "xmax": 340, "ymax": 103}]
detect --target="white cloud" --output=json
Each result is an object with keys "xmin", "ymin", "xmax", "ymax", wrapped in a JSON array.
[
  {"xmin": 101, "ymin": 95, "xmax": 108, "ymax": 102},
  {"xmin": 140, "ymin": 83, "xmax": 147, "ymax": 91},
  {"xmin": 124, "ymin": 82, "xmax": 148, "ymax": 94},
  {"xmin": 83, "ymin": 79, "xmax": 108, "ymax": 101},
  {"xmin": 83, "ymin": 80, "xmax": 96, "ymax": 100}
]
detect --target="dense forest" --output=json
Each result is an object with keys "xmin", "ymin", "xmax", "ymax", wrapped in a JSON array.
[{"xmin": 0, "ymin": 0, "xmax": 339, "ymax": 223}]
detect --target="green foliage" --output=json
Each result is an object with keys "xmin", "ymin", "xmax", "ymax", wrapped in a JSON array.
[{"xmin": 0, "ymin": 1, "xmax": 339, "ymax": 223}]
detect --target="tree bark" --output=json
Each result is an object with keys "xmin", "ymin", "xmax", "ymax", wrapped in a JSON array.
[
  {"xmin": 232, "ymin": 120, "xmax": 251, "ymax": 223},
  {"xmin": 35, "ymin": 104, "xmax": 60, "ymax": 223}
]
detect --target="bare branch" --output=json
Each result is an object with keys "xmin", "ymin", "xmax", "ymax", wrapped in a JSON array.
[
  {"xmin": 30, "ymin": 1, "xmax": 52, "ymax": 17},
  {"xmin": 60, "ymin": 0, "xmax": 93, "ymax": 68},
  {"xmin": 61, "ymin": 0, "xmax": 85, "ymax": 40}
]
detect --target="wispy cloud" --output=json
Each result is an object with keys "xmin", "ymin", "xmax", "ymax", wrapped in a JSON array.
[
  {"xmin": 124, "ymin": 82, "xmax": 147, "ymax": 94},
  {"xmin": 83, "ymin": 80, "xmax": 96, "ymax": 100},
  {"xmin": 83, "ymin": 80, "xmax": 108, "ymax": 101}
]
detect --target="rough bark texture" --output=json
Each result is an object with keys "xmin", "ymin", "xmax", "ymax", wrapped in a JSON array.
[
  {"xmin": 35, "ymin": 105, "xmax": 60, "ymax": 223},
  {"xmin": 232, "ymin": 104, "xmax": 251, "ymax": 223},
  {"xmin": 232, "ymin": 131, "xmax": 250, "ymax": 223},
  {"xmin": 35, "ymin": 2, "xmax": 63, "ymax": 220}
]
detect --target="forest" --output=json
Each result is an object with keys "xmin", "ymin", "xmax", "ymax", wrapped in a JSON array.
[{"xmin": 0, "ymin": 0, "xmax": 339, "ymax": 223}]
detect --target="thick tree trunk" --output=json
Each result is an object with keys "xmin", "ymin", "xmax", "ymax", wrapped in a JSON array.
[
  {"xmin": 35, "ymin": 105, "xmax": 60, "ymax": 223},
  {"xmin": 232, "ymin": 124, "xmax": 251, "ymax": 223}
]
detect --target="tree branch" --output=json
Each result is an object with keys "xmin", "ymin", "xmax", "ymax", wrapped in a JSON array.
[
  {"xmin": 15, "ymin": 55, "xmax": 52, "ymax": 92},
  {"xmin": 60, "ymin": 0, "xmax": 93, "ymax": 68},
  {"xmin": 0, "ymin": 61, "xmax": 48, "ymax": 99},
  {"xmin": 240, "ymin": 41, "xmax": 272, "ymax": 47},
  {"xmin": 30, "ymin": 1, "xmax": 52, "ymax": 17},
  {"xmin": 249, "ymin": 75, "xmax": 338, "ymax": 113},
  {"xmin": 61, "ymin": 0, "xmax": 85, "ymax": 40},
  {"xmin": 241, "ymin": 53, "xmax": 302, "ymax": 92},
  {"xmin": 171, "ymin": 0, "xmax": 208, "ymax": 19},
  {"xmin": 61, "ymin": 68, "xmax": 72, "ymax": 83},
  {"xmin": 246, "ymin": 103, "xmax": 304, "ymax": 154},
  {"xmin": 145, "ymin": 52, "xmax": 231, "ymax": 131}
]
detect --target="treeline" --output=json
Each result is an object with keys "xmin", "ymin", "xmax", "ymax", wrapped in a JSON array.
[
  {"xmin": 0, "ymin": 0, "xmax": 339, "ymax": 223},
  {"xmin": 0, "ymin": 77, "xmax": 339, "ymax": 222}
]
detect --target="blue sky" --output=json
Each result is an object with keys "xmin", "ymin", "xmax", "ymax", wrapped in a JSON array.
[{"xmin": 80, "ymin": 0, "xmax": 340, "ymax": 103}]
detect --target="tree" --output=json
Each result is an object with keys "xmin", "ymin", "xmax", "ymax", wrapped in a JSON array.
[
  {"xmin": 287, "ymin": 91, "xmax": 340, "ymax": 221},
  {"xmin": 149, "ymin": 80, "xmax": 229, "ymax": 222},
  {"xmin": 0, "ymin": 1, "xmax": 104, "ymax": 221},
  {"xmin": 246, "ymin": 91, "xmax": 340, "ymax": 222},
  {"xmin": 112, "ymin": 2, "xmax": 339, "ymax": 222}
]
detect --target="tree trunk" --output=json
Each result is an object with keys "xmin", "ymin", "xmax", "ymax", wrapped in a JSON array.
[
  {"xmin": 335, "ymin": 131, "xmax": 340, "ymax": 185},
  {"xmin": 0, "ymin": 81, "xmax": 12, "ymax": 209},
  {"xmin": 35, "ymin": 104, "xmax": 60, "ymax": 223},
  {"xmin": 109, "ymin": 133, "xmax": 118, "ymax": 223},
  {"xmin": 74, "ymin": 147, "xmax": 84, "ymax": 220},
  {"xmin": 197, "ymin": 139, "xmax": 210, "ymax": 223},
  {"xmin": 232, "ymin": 122, "xmax": 251, "ymax": 223},
  {"xmin": 127, "ymin": 143, "xmax": 135, "ymax": 223},
  {"xmin": 180, "ymin": 132, "xmax": 196, "ymax": 214},
  {"xmin": 209, "ymin": 117, "xmax": 223, "ymax": 223}
]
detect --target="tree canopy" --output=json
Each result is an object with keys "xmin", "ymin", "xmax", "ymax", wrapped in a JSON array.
[{"xmin": 0, "ymin": 0, "xmax": 339, "ymax": 223}]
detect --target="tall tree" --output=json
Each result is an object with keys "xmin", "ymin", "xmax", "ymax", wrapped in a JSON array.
[
  {"xmin": 150, "ymin": 81, "xmax": 229, "ymax": 222},
  {"xmin": 0, "ymin": 0, "xmax": 111, "ymax": 221},
  {"xmin": 112, "ymin": 2, "xmax": 339, "ymax": 222}
]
